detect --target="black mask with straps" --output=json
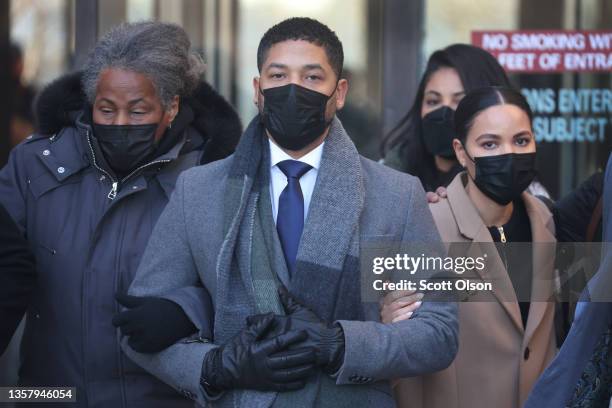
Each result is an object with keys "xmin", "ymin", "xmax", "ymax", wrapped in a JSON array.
[
  {"xmin": 421, "ymin": 106, "xmax": 456, "ymax": 159},
  {"xmin": 259, "ymin": 82, "xmax": 337, "ymax": 151},
  {"xmin": 93, "ymin": 122, "xmax": 160, "ymax": 176},
  {"xmin": 463, "ymin": 146, "xmax": 537, "ymax": 205}
]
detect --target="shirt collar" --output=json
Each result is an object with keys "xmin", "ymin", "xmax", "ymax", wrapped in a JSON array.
[{"xmin": 268, "ymin": 138, "xmax": 324, "ymax": 170}]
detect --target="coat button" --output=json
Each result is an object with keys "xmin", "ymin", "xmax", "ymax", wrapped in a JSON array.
[
  {"xmin": 57, "ymin": 167, "xmax": 65, "ymax": 174},
  {"xmin": 524, "ymin": 347, "xmax": 530, "ymax": 360},
  {"xmin": 42, "ymin": 149, "xmax": 50, "ymax": 156}
]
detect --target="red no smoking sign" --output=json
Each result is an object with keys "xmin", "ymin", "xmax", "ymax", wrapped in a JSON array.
[{"xmin": 471, "ymin": 30, "xmax": 612, "ymax": 73}]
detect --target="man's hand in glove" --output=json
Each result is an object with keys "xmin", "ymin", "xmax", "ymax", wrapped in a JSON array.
[
  {"xmin": 247, "ymin": 287, "xmax": 345, "ymax": 375},
  {"xmin": 112, "ymin": 293, "xmax": 197, "ymax": 353},
  {"xmin": 200, "ymin": 313, "xmax": 316, "ymax": 394}
]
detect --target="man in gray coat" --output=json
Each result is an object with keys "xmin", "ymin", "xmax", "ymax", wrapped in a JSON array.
[{"xmin": 121, "ymin": 17, "xmax": 458, "ymax": 407}]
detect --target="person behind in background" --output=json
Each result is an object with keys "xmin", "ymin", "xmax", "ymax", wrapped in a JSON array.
[
  {"xmin": 525, "ymin": 153, "xmax": 611, "ymax": 408},
  {"xmin": 9, "ymin": 43, "xmax": 36, "ymax": 146},
  {"xmin": 0, "ymin": 21, "xmax": 241, "ymax": 407},
  {"xmin": 383, "ymin": 86, "xmax": 558, "ymax": 408},
  {"xmin": 382, "ymin": 44, "xmax": 511, "ymax": 197}
]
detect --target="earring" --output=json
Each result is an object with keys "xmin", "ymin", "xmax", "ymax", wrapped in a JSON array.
[{"xmin": 168, "ymin": 121, "xmax": 173, "ymax": 129}]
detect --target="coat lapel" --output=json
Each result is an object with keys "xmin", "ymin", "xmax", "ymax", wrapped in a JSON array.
[
  {"xmin": 447, "ymin": 173, "xmax": 524, "ymax": 333},
  {"xmin": 472, "ymin": 227, "xmax": 525, "ymax": 333}
]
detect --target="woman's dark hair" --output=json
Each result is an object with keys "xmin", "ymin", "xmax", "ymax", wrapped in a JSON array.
[
  {"xmin": 381, "ymin": 44, "xmax": 511, "ymax": 178},
  {"xmin": 454, "ymin": 86, "xmax": 534, "ymax": 143}
]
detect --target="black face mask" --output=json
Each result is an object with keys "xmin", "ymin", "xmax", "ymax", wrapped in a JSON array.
[
  {"xmin": 465, "ymin": 150, "xmax": 537, "ymax": 205},
  {"xmin": 260, "ymin": 83, "xmax": 334, "ymax": 151},
  {"xmin": 422, "ymin": 106, "xmax": 456, "ymax": 159},
  {"xmin": 93, "ymin": 123, "xmax": 159, "ymax": 175}
]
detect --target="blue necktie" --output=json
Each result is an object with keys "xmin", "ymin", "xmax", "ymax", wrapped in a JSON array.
[{"xmin": 276, "ymin": 160, "xmax": 313, "ymax": 277}]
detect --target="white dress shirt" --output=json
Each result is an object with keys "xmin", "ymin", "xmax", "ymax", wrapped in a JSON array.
[{"xmin": 269, "ymin": 139, "xmax": 324, "ymax": 224}]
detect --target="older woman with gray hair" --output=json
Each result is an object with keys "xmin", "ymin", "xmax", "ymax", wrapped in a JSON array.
[{"xmin": 0, "ymin": 21, "xmax": 241, "ymax": 407}]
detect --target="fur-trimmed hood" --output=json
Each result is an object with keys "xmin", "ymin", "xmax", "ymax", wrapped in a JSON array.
[{"xmin": 33, "ymin": 71, "xmax": 242, "ymax": 164}]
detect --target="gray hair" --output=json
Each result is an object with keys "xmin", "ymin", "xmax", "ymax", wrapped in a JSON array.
[{"xmin": 82, "ymin": 21, "xmax": 205, "ymax": 109}]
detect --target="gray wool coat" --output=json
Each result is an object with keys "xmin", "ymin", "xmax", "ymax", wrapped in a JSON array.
[{"xmin": 123, "ymin": 118, "xmax": 458, "ymax": 407}]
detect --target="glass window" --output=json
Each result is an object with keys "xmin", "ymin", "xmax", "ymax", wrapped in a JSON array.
[
  {"xmin": 126, "ymin": 0, "xmax": 154, "ymax": 22},
  {"xmin": 10, "ymin": 0, "xmax": 69, "ymax": 87},
  {"xmin": 424, "ymin": 0, "xmax": 518, "ymax": 60}
]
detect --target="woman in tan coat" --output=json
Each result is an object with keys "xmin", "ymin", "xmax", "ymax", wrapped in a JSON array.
[{"xmin": 382, "ymin": 86, "xmax": 557, "ymax": 408}]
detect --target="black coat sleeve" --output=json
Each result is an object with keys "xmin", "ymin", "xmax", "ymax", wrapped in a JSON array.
[
  {"xmin": 553, "ymin": 172, "xmax": 604, "ymax": 242},
  {"xmin": 0, "ymin": 203, "xmax": 36, "ymax": 354}
]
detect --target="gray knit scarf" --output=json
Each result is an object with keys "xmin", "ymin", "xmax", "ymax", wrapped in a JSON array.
[{"xmin": 212, "ymin": 116, "xmax": 366, "ymax": 407}]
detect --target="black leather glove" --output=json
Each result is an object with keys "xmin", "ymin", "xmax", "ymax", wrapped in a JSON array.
[
  {"xmin": 112, "ymin": 293, "xmax": 197, "ymax": 353},
  {"xmin": 200, "ymin": 313, "xmax": 316, "ymax": 394},
  {"xmin": 247, "ymin": 287, "xmax": 345, "ymax": 375}
]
